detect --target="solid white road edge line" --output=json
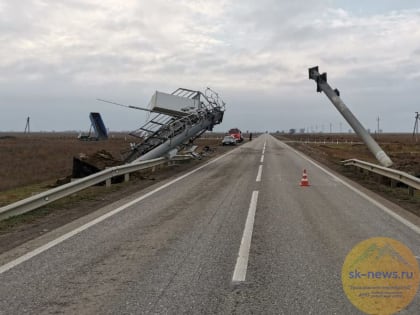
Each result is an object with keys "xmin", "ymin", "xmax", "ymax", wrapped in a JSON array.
[
  {"xmin": 0, "ymin": 146, "xmax": 240, "ymax": 275},
  {"xmin": 232, "ymin": 190, "xmax": 259, "ymax": 282},
  {"xmin": 260, "ymin": 155, "xmax": 264, "ymax": 163},
  {"xmin": 280, "ymin": 140, "xmax": 420, "ymax": 235},
  {"xmin": 256, "ymin": 165, "xmax": 263, "ymax": 182}
]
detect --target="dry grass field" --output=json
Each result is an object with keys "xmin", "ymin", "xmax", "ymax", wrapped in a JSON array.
[
  {"xmin": 275, "ymin": 133, "xmax": 420, "ymax": 216},
  {"xmin": 0, "ymin": 132, "xmax": 130, "ymax": 192},
  {"xmin": 0, "ymin": 132, "xmax": 226, "ymax": 206},
  {"xmin": 277, "ymin": 133, "xmax": 420, "ymax": 175}
]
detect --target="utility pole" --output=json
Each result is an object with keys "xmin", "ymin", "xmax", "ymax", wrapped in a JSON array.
[
  {"xmin": 413, "ymin": 112, "xmax": 419, "ymax": 142},
  {"xmin": 376, "ymin": 116, "xmax": 380, "ymax": 139},
  {"xmin": 24, "ymin": 117, "xmax": 30, "ymax": 134}
]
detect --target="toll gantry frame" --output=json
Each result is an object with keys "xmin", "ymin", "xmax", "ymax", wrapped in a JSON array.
[{"xmin": 123, "ymin": 87, "xmax": 225, "ymax": 163}]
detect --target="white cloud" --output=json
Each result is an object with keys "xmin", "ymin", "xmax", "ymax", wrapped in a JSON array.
[{"xmin": 0, "ymin": 0, "xmax": 419, "ymax": 131}]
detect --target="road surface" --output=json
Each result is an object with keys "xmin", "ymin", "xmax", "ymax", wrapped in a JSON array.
[{"xmin": 0, "ymin": 135, "xmax": 419, "ymax": 314}]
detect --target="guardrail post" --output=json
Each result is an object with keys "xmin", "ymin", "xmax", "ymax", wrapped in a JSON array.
[
  {"xmin": 124, "ymin": 173, "xmax": 130, "ymax": 182},
  {"xmin": 408, "ymin": 187, "xmax": 414, "ymax": 197},
  {"xmin": 106, "ymin": 178, "xmax": 111, "ymax": 188},
  {"xmin": 376, "ymin": 174, "xmax": 387, "ymax": 185},
  {"xmin": 390, "ymin": 179, "xmax": 397, "ymax": 188}
]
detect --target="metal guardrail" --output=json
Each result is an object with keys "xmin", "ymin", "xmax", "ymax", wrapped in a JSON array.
[
  {"xmin": 342, "ymin": 159, "xmax": 420, "ymax": 194},
  {"xmin": 0, "ymin": 155, "xmax": 192, "ymax": 221}
]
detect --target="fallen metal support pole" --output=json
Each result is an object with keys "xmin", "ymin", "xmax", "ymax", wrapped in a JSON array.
[{"xmin": 309, "ymin": 66, "xmax": 393, "ymax": 167}]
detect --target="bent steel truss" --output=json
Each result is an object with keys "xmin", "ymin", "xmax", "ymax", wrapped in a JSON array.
[{"xmin": 123, "ymin": 88, "xmax": 225, "ymax": 163}]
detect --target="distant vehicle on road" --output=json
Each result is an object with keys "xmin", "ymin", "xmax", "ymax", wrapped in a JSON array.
[
  {"xmin": 222, "ymin": 135, "xmax": 237, "ymax": 146},
  {"xmin": 228, "ymin": 128, "xmax": 243, "ymax": 142}
]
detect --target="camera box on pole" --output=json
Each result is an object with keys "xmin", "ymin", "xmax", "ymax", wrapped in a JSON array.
[{"xmin": 148, "ymin": 91, "xmax": 201, "ymax": 117}]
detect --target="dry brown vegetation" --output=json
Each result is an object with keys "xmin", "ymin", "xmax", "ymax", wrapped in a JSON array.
[
  {"xmin": 0, "ymin": 132, "xmax": 227, "ymax": 203},
  {"xmin": 277, "ymin": 133, "xmax": 420, "ymax": 176},
  {"xmin": 0, "ymin": 132, "xmax": 135, "ymax": 192},
  {"xmin": 275, "ymin": 133, "xmax": 420, "ymax": 216}
]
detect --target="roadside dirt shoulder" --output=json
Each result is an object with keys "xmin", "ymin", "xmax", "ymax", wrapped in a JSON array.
[
  {"xmin": 0, "ymin": 145, "xmax": 236, "ymax": 254},
  {"xmin": 278, "ymin": 138, "xmax": 420, "ymax": 218}
]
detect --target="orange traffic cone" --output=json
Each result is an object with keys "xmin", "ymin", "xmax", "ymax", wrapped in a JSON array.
[{"xmin": 300, "ymin": 169, "xmax": 310, "ymax": 187}]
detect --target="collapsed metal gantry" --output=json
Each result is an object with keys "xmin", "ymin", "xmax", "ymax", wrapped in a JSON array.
[{"xmin": 122, "ymin": 88, "xmax": 225, "ymax": 163}]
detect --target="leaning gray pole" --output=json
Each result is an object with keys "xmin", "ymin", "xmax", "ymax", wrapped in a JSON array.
[{"xmin": 308, "ymin": 66, "xmax": 393, "ymax": 167}]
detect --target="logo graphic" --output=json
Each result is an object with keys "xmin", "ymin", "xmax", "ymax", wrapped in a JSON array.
[{"xmin": 342, "ymin": 237, "xmax": 419, "ymax": 314}]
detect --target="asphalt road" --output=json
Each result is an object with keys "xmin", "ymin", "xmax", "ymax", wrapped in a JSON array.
[{"xmin": 0, "ymin": 135, "xmax": 419, "ymax": 314}]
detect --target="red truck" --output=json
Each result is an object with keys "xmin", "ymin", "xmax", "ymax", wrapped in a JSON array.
[{"xmin": 228, "ymin": 128, "xmax": 243, "ymax": 143}]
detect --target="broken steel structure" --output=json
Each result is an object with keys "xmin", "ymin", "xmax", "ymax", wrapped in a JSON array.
[
  {"xmin": 123, "ymin": 88, "xmax": 225, "ymax": 163},
  {"xmin": 308, "ymin": 66, "xmax": 393, "ymax": 167}
]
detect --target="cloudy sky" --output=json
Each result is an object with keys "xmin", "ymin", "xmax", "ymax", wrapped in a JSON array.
[{"xmin": 1, "ymin": 0, "xmax": 420, "ymax": 133}]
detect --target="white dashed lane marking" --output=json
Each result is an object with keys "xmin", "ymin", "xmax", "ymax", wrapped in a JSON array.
[
  {"xmin": 232, "ymin": 191, "xmax": 259, "ymax": 282},
  {"xmin": 256, "ymin": 165, "xmax": 263, "ymax": 182}
]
